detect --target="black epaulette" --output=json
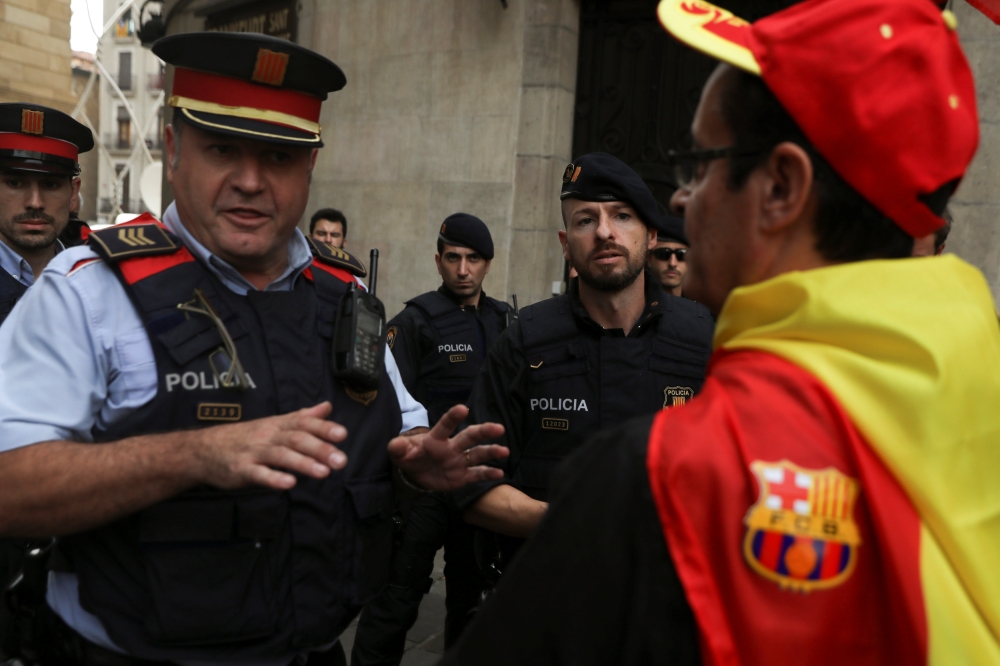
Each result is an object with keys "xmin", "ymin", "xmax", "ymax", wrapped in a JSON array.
[
  {"xmin": 88, "ymin": 222, "xmax": 181, "ymax": 262},
  {"xmin": 307, "ymin": 237, "xmax": 367, "ymax": 277}
]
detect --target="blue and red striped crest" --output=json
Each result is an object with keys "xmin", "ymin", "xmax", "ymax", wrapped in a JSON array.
[{"xmin": 743, "ymin": 460, "xmax": 861, "ymax": 592}]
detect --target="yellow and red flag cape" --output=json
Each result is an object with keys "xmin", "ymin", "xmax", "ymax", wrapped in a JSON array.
[{"xmin": 647, "ymin": 255, "xmax": 1000, "ymax": 665}]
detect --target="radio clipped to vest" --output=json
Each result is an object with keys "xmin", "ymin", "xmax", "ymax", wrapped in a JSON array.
[{"xmin": 332, "ymin": 249, "xmax": 386, "ymax": 391}]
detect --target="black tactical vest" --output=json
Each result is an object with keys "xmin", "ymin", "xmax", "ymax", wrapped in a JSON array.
[
  {"xmin": 0, "ymin": 269, "xmax": 27, "ymax": 325},
  {"xmin": 403, "ymin": 291, "xmax": 510, "ymax": 424},
  {"xmin": 58, "ymin": 221, "xmax": 402, "ymax": 662},
  {"xmin": 513, "ymin": 293, "xmax": 712, "ymax": 500}
]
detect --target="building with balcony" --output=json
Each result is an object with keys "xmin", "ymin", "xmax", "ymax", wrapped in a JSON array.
[{"xmin": 97, "ymin": 0, "xmax": 165, "ymax": 224}]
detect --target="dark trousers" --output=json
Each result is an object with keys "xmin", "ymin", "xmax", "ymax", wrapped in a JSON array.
[{"xmin": 350, "ymin": 495, "xmax": 484, "ymax": 666}]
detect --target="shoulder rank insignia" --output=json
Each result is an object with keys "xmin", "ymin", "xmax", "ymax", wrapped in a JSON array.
[
  {"xmin": 88, "ymin": 222, "xmax": 180, "ymax": 261},
  {"xmin": 743, "ymin": 460, "xmax": 861, "ymax": 592},
  {"xmin": 307, "ymin": 237, "xmax": 367, "ymax": 277}
]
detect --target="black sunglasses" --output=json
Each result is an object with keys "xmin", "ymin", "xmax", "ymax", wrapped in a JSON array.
[
  {"xmin": 651, "ymin": 247, "xmax": 688, "ymax": 262},
  {"xmin": 667, "ymin": 145, "xmax": 768, "ymax": 188}
]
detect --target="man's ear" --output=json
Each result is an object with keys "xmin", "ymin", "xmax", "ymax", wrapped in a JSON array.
[
  {"xmin": 70, "ymin": 177, "xmax": 81, "ymax": 204},
  {"xmin": 758, "ymin": 141, "xmax": 815, "ymax": 235},
  {"xmin": 646, "ymin": 226, "xmax": 657, "ymax": 250},
  {"xmin": 309, "ymin": 148, "xmax": 318, "ymax": 171},
  {"xmin": 483, "ymin": 258, "xmax": 491, "ymax": 276},
  {"xmin": 558, "ymin": 229, "xmax": 570, "ymax": 262},
  {"xmin": 434, "ymin": 253, "xmax": 443, "ymax": 277}
]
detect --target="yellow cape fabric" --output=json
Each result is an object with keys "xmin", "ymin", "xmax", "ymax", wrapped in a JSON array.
[{"xmin": 715, "ymin": 256, "xmax": 1000, "ymax": 664}]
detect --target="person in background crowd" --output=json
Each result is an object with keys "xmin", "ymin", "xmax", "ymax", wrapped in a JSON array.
[
  {"xmin": 352, "ymin": 213, "xmax": 512, "ymax": 666},
  {"xmin": 647, "ymin": 214, "xmax": 689, "ymax": 296},
  {"xmin": 453, "ymin": 152, "xmax": 714, "ymax": 593},
  {"xmin": 311, "ymin": 207, "xmax": 347, "ymax": 248},
  {"xmin": 442, "ymin": 0, "xmax": 998, "ymax": 664},
  {"xmin": 0, "ymin": 32, "xmax": 507, "ymax": 666}
]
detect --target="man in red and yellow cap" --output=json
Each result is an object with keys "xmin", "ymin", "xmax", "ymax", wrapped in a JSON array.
[{"xmin": 441, "ymin": 0, "xmax": 1000, "ymax": 665}]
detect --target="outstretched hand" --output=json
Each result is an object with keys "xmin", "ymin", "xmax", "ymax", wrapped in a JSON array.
[{"xmin": 387, "ymin": 405, "xmax": 508, "ymax": 492}]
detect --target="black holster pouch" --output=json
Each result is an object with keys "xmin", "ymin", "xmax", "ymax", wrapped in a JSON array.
[{"xmin": 2, "ymin": 539, "xmax": 54, "ymax": 665}]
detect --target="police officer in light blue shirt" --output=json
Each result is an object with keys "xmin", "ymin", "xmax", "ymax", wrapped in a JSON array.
[
  {"xmin": 0, "ymin": 32, "xmax": 508, "ymax": 666},
  {"xmin": 0, "ymin": 103, "xmax": 93, "ymax": 324}
]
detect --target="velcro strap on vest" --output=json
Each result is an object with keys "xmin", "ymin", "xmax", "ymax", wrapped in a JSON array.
[
  {"xmin": 520, "ymin": 295, "xmax": 580, "ymax": 355},
  {"xmin": 307, "ymin": 237, "xmax": 367, "ymax": 277},
  {"xmin": 406, "ymin": 291, "xmax": 474, "ymax": 339}
]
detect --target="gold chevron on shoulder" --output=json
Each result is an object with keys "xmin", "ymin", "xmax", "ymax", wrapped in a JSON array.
[
  {"xmin": 306, "ymin": 236, "xmax": 367, "ymax": 277},
  {"xmin": 88, "ymin": 223, "xmax": 179, "ymax": 260}
]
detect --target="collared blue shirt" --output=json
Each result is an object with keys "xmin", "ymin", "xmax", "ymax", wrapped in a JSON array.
[
  {"xmin": 0, "ymin": 235, "xmax": 63, "ymax": 287},
  {"xmin": 0, "ymin": 203, "xmax": 427, "ymax": 665}
]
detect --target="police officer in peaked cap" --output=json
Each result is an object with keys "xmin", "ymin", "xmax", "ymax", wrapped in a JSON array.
[
  {"xmin": 352, "ymin": 213, "xmax": 513, "ymax": 664},
  {"xmin": 452, "ymin": 151, "xmax": 714, "ymax": 589},
  {"xmin": 0, "ymin": 101, "xmax": 94, "ymax": 660},
  {"xmin": 0, "ymin": 32, "xmax": 508, "ymax": 666},
  {"xmin": 0, "ymin": 103, "xmax": 93, "ymax": 325}
]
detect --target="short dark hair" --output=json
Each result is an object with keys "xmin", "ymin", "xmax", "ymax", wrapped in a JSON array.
[
  {"xmin": 718, "ymin": 68, "xmax": 914, "ymax": 262},
  {"xmin": 935, "ymin": 208, "xmax": 953, "ymax": 252},
  {"xmin": 309, "ymin": 208, "xmax": 347, "ymax": 236}
]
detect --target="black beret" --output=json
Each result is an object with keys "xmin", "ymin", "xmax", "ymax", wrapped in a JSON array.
[
  {"xmin": 153, "ymin": 32, "xmax": 346, "ymax": 146},
  {"xmin": 560, "ymin": 152, "xmax": 667, "ymax": 235},
  {"xmin": 0, "ymin": 103, "xmax": 93, "ymax": 176},
  {"xmin": 438, "ymin": 213, "xmax": 494, "ymax": 260},
  {"xmin": 657, "ymin": 214, "xmax": 689, "ymax": 245}
]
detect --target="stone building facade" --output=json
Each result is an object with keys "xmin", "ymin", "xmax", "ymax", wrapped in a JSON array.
[
  {"xmin": 0, "ymin": 0, "xmax": 76, "ymax": 111},
  {"xmin": 159, "ymin": 0, "xmax": 1000, "ymax": 315}
]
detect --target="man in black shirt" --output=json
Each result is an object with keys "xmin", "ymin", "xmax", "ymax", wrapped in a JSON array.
[
  {"xmin": 455, "ymin": 152, "xmax": 713, "ymax": 572},
  {"xmin": 352, "ymin": 213, "xmax": 512, "ymax": 665}
]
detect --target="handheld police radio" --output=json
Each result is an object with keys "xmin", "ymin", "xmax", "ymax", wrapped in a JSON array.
[{"xmin": 331, "ymin": 249, "xmax": 386, "ymax": 392}]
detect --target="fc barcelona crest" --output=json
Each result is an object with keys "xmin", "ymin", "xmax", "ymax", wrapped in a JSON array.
[{"xmin": 743, "ymin": 460, "xmax": 861, "ymax": 592}]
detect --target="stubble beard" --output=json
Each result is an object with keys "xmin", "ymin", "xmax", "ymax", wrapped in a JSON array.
[
  {"xmin": 573, "ymin": 241, "xmax": 647, "ymax": 292},
  {"xmin": 0, "ymin": 211, "xmax": 59, "ymax": 251}
]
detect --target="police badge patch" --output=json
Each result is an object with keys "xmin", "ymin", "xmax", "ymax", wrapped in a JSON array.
[
  {"xmin": 663, "ymin": 386, "xmax": 695, "ymax": 408},
  {"xmin": 386, "ymin": 326, "xmax": 397, "ymax": 350},
  {"xmin": 743, "ymin": 460, "xmax": 861, "ymax": 592}
]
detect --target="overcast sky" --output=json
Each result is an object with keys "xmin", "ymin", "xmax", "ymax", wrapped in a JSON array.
[{"xmin": 70, "ymin": 0, "xmax": 105, "ymax": 53}]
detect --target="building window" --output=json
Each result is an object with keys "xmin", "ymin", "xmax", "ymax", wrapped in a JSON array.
[
  {"xmin": 117, "ymin": 106, "xmax": 131, "ymax": 149},
  {"xmin": 115, "ymin": 164, "xmax": 131, "ymax": 212},
  {"xmin": 118, "ymin": 51, "xmax": 132, "ymax": 91},
  {"xmin": 115, "ymin": 9, "xmax": 134, "ymax": 38}
]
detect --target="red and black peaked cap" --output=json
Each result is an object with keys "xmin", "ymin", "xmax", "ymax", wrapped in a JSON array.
[
  {"xmin": 0, "ymin": 103, "xmax": 94, "ymax": 176},
  {"xmin": 153, "ymin": 32, "xmax": 346, "ymax": 147}
]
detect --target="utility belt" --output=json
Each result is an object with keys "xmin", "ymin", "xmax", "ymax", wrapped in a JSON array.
[{"xmin": 2, "ymin": 539, "xmax": 172, "ymax": 666}]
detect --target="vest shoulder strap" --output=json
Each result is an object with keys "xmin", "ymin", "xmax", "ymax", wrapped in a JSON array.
[
  {"xmin": 307, "ymin": 237, "xmax": 367, "ymax": 277},
  {"xmin": 519, "ymin": 295, "xmax": 578, "ymax": 353},
  {"xmin": 405, "ymin": 291, "xmax": 458, "ymax": 320},
  {"xmin": 653, "ymin": 295, "xmax": 714, "ymax": 350},
  {"xmin": 87, "ymin": 213, "xmax": 181, "ymax": 262},
  {"xmin": 484, "ymin": 296, "xmax": 512, "ymax": 314}
]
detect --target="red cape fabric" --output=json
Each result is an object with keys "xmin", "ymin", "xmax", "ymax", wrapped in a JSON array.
[{"xmin": 646, "ymin": 349, "xmax": 925, "ymax": 666}]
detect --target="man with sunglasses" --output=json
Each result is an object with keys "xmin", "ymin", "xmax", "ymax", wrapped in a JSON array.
[
  {"xmin": 441, "ymin": 0, "xmax": 1000, "ymax": 664},
  {"xmin": 453, "ymin": 151, "xmax": 714, "ymax": 585},
  {"xmin": 647, "ymin": 214, "xmax": 689, "ymax": 297},
  {"xmin": 0, "ymin": 33, "xmax": 508, "ymax": 666}
]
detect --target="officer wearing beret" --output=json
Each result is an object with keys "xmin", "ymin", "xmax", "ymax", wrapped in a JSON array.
[
  {"xmin": 352, "ymin": 213, "xmax": 512, "ymax": 665},
  {"xmin": 454, "ymin": 152, "xmax": 714, "ymax": 581},
  {"xmin": 0, "ymin": 103, "xmax": 92, "ymax": 324},
  {"xmin": 647, "ymin": 214, "xmax": 690, "ymax": 296},
  {"xmin": 0, "ymin": 33, "xmax": 507, "ymax": 666}
]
